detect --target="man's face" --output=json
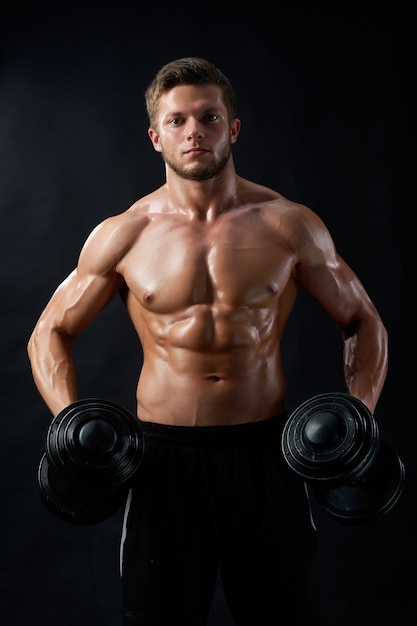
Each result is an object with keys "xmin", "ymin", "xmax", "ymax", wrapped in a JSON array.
[{"xmin": 148, "ymin": 84, "xmax": 240, "ymax": 181}]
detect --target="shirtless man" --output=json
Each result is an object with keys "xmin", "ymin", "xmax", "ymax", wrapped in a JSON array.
[{"xmin": 28, "ymin": 57, "xmax": 388, "ymax": 625}]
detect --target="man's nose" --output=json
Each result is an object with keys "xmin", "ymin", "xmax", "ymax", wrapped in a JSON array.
[{"xmin": 186, "ymin": 121, "xmax": 204, "ymax": 141}]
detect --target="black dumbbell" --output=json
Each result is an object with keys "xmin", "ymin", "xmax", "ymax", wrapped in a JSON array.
[
  {"xmin": 38, "ymin": 398, "xmax": 144, "ymax": 525},
  {"xmin": 281, "ymin": 392, "xmax": 405, "ymax": 524}
]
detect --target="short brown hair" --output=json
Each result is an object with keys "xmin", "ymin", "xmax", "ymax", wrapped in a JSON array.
[{"xmin": 145, "ymin": 57, "xmax": 237, "ymax": 129}]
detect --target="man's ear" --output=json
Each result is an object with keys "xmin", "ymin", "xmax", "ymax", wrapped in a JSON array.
[
  {"xmin": 230, "ymin": 118, "xmax": 241, "ymax": 145},
  {"xmin": 148, "ymin": 128, "xmax": 163, "ymax": 153}
]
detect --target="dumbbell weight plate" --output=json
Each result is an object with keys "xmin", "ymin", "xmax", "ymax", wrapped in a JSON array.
[
  {"xmin": 38, "ymin": 452, "xmax": 126, "ymax": 525},
  {"xmin": 281, "ymin": 392, "xmax": 379, "ymax": 484},
  {"xmin": 45, "ymin": 398, "xmax": 143, "ymax": 492},
  {"xmin": 312, "ymin": 439, "xmax": 405, "ymax": 524}
]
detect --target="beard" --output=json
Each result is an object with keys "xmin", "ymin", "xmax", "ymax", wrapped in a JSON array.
[{"xmin": 162, "ymin": 144, "xmax": 232, "ymax": 181}]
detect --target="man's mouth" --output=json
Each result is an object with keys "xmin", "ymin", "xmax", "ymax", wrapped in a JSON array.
[{"xmin": 185, "ymin": 147, "xmax": 209, "ymax": 154}]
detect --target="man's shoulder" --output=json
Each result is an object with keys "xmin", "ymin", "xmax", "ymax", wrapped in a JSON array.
[
  {"xmin": 125, "ymin": 186, "xmax": 166, "ymax": 215},
  {"xmin": 96, "ymin": 188, "xmax": 167, "ymax": 231},
  {"xmin": 237, "ymin": 183, "xmax": 323, "ymax": 237},
  {"xmin": 86, "ymin": 197, "xmax": 158, "ymax": 248},
  {"xmin": 238, "ymin": 177, "xmax": 303, "ymax": 212}
]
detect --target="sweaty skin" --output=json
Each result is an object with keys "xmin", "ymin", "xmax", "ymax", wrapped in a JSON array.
[{"xmin": 27, "ymin": 84, "xmax": 388, "ymax": 424}]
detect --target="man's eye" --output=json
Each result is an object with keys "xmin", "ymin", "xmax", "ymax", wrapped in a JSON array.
[
  {"xmin": 206, "ymin": 114, "xmax": 218, "ymax": 122},
  {"xmin": 169, "ymin": 118, "xmax": 182, "ymax": 126}
]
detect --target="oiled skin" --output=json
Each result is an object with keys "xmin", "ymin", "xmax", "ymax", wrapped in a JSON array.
[{"xmin": 27, "ymin": 84, "xmax": 388, "ymax": 424}]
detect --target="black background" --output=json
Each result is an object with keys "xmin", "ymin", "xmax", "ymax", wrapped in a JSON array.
[{"xmin": 0, "ymin": 1, "xmax": 413, "ymax": 624}]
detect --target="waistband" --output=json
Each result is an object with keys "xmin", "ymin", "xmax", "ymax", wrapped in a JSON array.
[{"xmin": 138, "ymin": 413, "xmax": 287, "ymax": 447}]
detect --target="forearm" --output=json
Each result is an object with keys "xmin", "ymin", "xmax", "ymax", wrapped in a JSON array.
[
  {"xmin": 27, "ymin": 327, "xmax": 78, "ymax": 416},
  {"xmin": 342, "ymin": 317, "xmax": 388, "ymax": 414}
]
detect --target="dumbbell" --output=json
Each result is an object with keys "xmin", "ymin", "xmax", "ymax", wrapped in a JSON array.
[
  {"xmin": 281, "ymin": 392, "xmax": 405, "ymax": 524},
  {"xmin": 38, "ymin": 398, "xmax": 144, "ymax": 525}
]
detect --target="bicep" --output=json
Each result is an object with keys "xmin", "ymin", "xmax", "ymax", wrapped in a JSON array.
[
  {"xmin": 37, "ymin": 217, "xmax": 130, "ymax": 337},
  {"xmin": 36, "ymin": 266, "xmax": 123, "ymax": 339},
  {"xmin": 295, "ymin": 246, "xmax": 377, "ymax": 334},
  {"xmin": 286, "ymin": 207, "xmax": 375, "ymax": 331}
]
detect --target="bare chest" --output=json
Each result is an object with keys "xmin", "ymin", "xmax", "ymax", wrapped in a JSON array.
[{"xmin": 119, "ymin": 215, "xmax": 295, "ymax": 313}]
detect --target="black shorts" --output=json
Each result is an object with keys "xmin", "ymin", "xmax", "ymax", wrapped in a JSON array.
[{"xmin": 119, "ymin": 416, "xmax": 328, "ymax": 625}]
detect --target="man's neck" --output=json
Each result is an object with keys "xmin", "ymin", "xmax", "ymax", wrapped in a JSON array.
[{"xmin": 164, "ymin": 161, "xmax": 240, "ymax": 221}]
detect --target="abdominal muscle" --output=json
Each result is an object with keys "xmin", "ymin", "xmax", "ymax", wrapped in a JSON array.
[{"xmin": 133, "ymin": 303, "xmax": 287, "ymax": 426}]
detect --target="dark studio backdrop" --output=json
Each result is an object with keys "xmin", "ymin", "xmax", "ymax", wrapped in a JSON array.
[{"xmin": 0, "ymin": 1, "xmax": 413, "ymax": 625}]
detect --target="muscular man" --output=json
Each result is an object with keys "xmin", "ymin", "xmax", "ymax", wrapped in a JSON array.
[{"xmin": 28, "ymin": 57, "xmax": 388, "ymax": 625}]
